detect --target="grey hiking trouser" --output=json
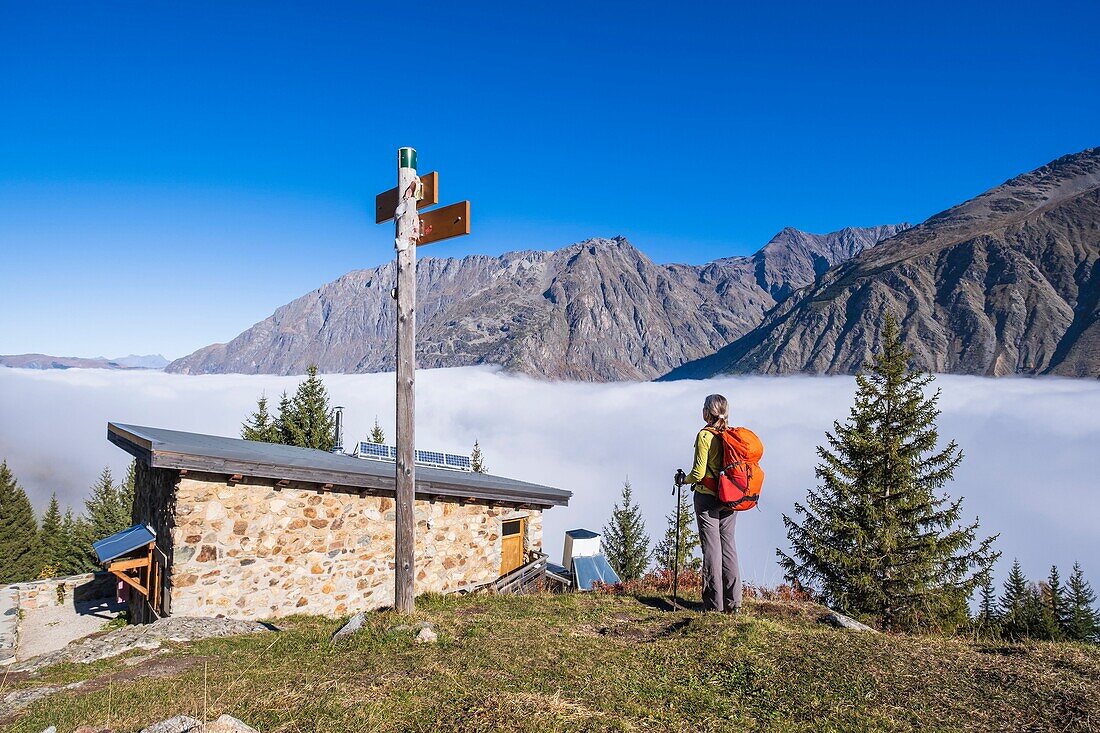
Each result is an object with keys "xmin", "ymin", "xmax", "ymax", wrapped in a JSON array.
[{"xmin": 694, "ymin": 490, "xmax": 741, "ymax": 612}]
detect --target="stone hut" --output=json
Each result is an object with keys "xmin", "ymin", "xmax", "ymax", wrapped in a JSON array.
[{"xmin": 107, "ymin": 422, "xmax": 571, "ymax": 621}]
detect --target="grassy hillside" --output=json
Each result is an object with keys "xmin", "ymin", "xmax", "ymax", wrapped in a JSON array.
[{"xmin": 3, "ymin": 591, "xmax": 1099, "ymax": 732}]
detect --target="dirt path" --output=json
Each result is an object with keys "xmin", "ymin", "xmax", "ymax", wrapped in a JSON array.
[{"xmin": 16, "ymin": 597, "xmax": 124, "ymax": 662}]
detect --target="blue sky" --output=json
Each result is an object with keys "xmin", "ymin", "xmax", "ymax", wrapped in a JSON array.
[{"xmin": 1, "ymin": 1, "xmax": 1097, "ymax": 360}]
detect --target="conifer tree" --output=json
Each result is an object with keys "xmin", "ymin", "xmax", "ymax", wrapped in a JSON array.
[
  {"xmin": 1028, "ymin": 582, "xmax": 1061, "ymax": 641},
  {"xmin": 655, "ymin": 489, "xmax": 700, "ymax": 575},
  {"xmin": 276, "ymin": 391, "xmax": 292, "ymax": 443},
  {"xmin": 76, "ymin": 467, "xmax": 134, "ymax": 569},
  {"xmin": 1000, "ymin": 559, "xmax": 1029, "ymax": 616},
  {"xmin": 0, "ymin": 460, "xmax": 40, "ymax": 583},
  {"xmin": 470, "ymin": 440, "xmax": 487, "ymax": 474},
  {"xmin": 37, "ymin": 493, "xmax": 66, "ymax": 578},
  {"xmin": 242, "ymin": 394, "xmax": 284, "ymax": 443},
  {"xmin": 370, "ymin": 417, "xmax": 386, "ymax": 445},
  {"xmin": 1065, "ymin": 562, "xmax": 1100, "ymax": 643},
  {"xmin": 601, "ymin": 479, "xmax": 651, "ymax": 581},
  {"xmin": 978, "ymin": 572, "xmax": 1000, "ymax": 626},
  {"xmin": 778, "ymin": 313, "xmax": 999, "ymax": 631},
  {"xmin": 1000, "ymin": 559, "xmax": 1034, "ymax": 640},
  {"xmin": 280, "ymin": 366, "xmax": 336, "ymax": 450},
  {"xmin": 120, "ymin": 460, "xmax": 136, "ymax": 522},
  {"xmin": 1047, "ymin": 565, "xmax": 1069, "ymax": 638},
  {"xmin": 59, "ymin": 509, "xmax": 87, "ymax": 575}
]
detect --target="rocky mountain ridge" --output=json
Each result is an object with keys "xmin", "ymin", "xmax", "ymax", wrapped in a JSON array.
[
  {"xmin": 666, "ymin": 147, "xmax": 1100, "ymax": 379},
  {"xmin": 166, "ymin": 225, "xmax": 907, "ymax": 381},
  {"xmin": 0, "ymin": 354, "xmax": 166, "ymax": 371}
]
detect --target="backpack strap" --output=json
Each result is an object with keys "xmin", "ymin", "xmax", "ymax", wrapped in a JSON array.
[{"xmin": 700, "ymin": 426, "xmax": 724, "ymax": 491}]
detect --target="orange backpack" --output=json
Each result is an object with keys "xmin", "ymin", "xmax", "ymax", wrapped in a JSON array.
[{"xmin": 702, "ymin": 427, "xmax": 765, "ymax": 511}]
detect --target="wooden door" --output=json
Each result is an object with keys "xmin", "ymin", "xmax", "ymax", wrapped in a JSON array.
[{"xmin": 500, "ymin": 518, "xmax": 526, "ymax": 575}]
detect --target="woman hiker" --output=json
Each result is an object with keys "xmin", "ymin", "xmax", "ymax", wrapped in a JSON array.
[{"xmin": 676, "ymin": 393, "xmax": 742, "ymax": 613}]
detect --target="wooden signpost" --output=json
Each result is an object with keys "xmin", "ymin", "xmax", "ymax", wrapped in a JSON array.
[{"xmin": 376, "ymin": 147, "xmax": 471, "ymax": 613}]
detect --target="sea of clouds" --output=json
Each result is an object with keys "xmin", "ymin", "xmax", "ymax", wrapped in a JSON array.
[{"xmin": 1, "ymin": 366, "xmax": 1098, "ymax": 589}]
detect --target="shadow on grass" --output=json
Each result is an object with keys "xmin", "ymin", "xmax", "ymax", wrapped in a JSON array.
[{"xmin": 635, "ymin": 595, "xmax": 704, "ymax": 613}]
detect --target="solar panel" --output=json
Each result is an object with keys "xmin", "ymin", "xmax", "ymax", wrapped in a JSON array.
[
  {"xmin": 353, "ymin": 441, "xmax": 472, "ymax": 471},
  {"xmin": 571, "ymin": 553, "xmax": 621, "ymax": 590},
  {"xmin": 357, "ymin": 442, "xmax": 390, "ymax": 459},
  {"xmin": 445, "ymin": 454, "xmax": 472, "ymax": 470},
  {"xmin": 416, "ymin": 449, "xmax": 446, "ymax": 465}
]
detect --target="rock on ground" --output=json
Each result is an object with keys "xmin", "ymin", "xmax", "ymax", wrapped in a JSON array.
[
  {"xmin": 818, "ymin": 610, "xmax": 878, "ymax": 632},
  {"xmin": 12, "ymin": 617, "xmax": 273, "ymax": 673},
  {"xmin": 415, "ymin": 625, "xmax": 438, "ymax": 644},
  {"xmin": 140, "ymin": 715, "xmax": 202, "ymax": 733},
  {"xmin": 331, "ymin": 612, "xmax": 365, "ymax": 642}
]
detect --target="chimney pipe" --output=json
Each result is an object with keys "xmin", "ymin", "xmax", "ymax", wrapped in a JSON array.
[{"xmin": 334, "ymin": 406, "xmax": 344, "ymax": 453}]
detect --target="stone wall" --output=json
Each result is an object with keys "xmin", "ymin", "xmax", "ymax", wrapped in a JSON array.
[
  {"xmin": 131, "ymin": 459, "xmax": 179, "ymax": 621},
  {"xmin": 13, "ymin": 572, "xmax": 115, "ymax": 612},
  {"xmin": 140, "ymin": 470, "xmax": 543, "ymax": 620}
]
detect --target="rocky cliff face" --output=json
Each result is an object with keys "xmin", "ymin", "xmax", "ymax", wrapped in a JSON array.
[
  {"xmin": 167, "ymin": 225, "xmax": 907, "ymax": 381},
  {"xmin": 665, "ymin": 148, "xmax": 1100, "ymax": 379}
]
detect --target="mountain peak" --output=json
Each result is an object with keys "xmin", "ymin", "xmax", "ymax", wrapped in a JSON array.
[
  {"xmin": 166, "ymin": 225, "xmax": 901, "ymax": 380},
  {"xmin": 666, "ymin": 147, "xmax": 1100, "ymax": 380}
]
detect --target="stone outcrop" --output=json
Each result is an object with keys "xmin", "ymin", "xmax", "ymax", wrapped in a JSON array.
[
  {"xmin": 9, "ymin": 616, "xmax": 271, "ymax": 673},
  {"xmin": 666, "ymin": 147, "xmax": 1100, "ymax": 378},
  {"xmin": 166, "ymin": 226, "xmax": 906, "ymax": 381},
  {"xmin": 158, "ymin": 472, "xmax": 541, "ymax": 620}
]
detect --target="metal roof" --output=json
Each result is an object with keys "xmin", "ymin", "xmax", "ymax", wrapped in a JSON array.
[
  {"xmin": 93, "ymin": 523, "xmax": 156, "ymax": 564},
  {"xmin": 107, "ymin": 422, "xmax": 571, "ymax": 508}
]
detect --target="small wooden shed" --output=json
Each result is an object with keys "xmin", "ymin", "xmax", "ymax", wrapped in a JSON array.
[{"xmin": 107, "ymin": 422, "xmax": 571, "ymax": 621}]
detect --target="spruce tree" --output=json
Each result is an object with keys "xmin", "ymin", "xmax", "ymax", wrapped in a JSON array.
[
  {"xmin": 978, "ymin": 572, "xmax": 1000, "ymax": 626},
  {"xmin": 1047, "ymin": 565, "xmax": 1069, "ymax": 639},
  {"xmin": 276, "ymin": 391, "xmax": 292, "ymax": 443},
  {"xmin": 470, "ymin": 440, "xmax": 487, "ymax": 474},
  {"xmin": 59, "ymin": 509, "xmax": 88, "ymax": 575},
  {"xmin": 371, "ymin": 417, "xmax": 386, "ymax": 445},
  {"xmin": 37, "ymin": 493, "xmax": 66, "ymax": 579},
  {"xmin": 280, "ymin": 366, "xmax": 336, "ymax": 450},
  {"xmin": 1065, "ymin": 562, "xmax": 1100, "ymax": 643},
  {"xmin": 77, "ymin": 466, "xmax": 134, "ymax": 568},
  {"xmin": 1027, "ymin": 583, "xmax": 1061, "ymax": 641},
  {"xmin": 0, "ymin": 460, "xmax": 40, "ymax": 583},
  {"xmin": 242, "ymin": 394, "xmax": 284, "ymax": 443},
  {"xmin": 1000, "ymin": 559, "xmax": 1032, "ymax": 640},
  {"xmin": 601, "ymin": 479, "xmax": 651, "ymax": 581},
  {"xmin": 655, "ymin": 489, "xmax": 700, "ymax": 575},
  {"xmin": 778, "ymin": 313, "xmax": 999, "ymax": 631},
  {"xmin": 120, "ymin": 460, "xmax": 136, "ymax": 524}
]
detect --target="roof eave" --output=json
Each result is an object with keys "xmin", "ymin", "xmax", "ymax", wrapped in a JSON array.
[{"xmin": 107, "ymin": 422, "xmax": 570, "ymax": 508}]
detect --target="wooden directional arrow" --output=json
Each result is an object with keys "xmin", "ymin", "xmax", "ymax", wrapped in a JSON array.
[
  {"xmin": 417, "ymin": 200, "xmax": 470, "ymax": 245},
  {"xmin": 375, "ymin": 171, "xmax": 439, "ymax": 223}
]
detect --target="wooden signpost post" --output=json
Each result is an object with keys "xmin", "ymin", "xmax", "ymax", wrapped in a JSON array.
[{"xmin": 376, "ymin": 147, "xmax": 470, "ymax": 613}]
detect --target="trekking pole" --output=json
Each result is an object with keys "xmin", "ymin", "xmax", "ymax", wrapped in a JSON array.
[{"xmin": 671, "ymin": 469, "xmax": 686, "ymax": 610}]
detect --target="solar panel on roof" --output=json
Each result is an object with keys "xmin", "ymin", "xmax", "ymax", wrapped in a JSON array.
[
  {"xmin": 571, "ymin": 553, "xmax": 621, "ymax": 591},
  {"xmin": 353, "ymin": 440, "xmax": 472, "ymax": 471},
  {"xmin": 445, "ymin": 454, "xmax": 472, "ymax": 470},
  {"xmin": 92, "ymin": 524, "xmax": 156, "ymax": 564},
  {"xmin": 357, "ymin": 442, "xmax": 390, "ymax": 459}
]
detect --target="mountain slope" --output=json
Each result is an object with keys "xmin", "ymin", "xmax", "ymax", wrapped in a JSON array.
[
  {"xmin": 665, "ymin": 148, "xmax": 1100, "ymax": 379},
  {"xmin": 166, "ymin": 225, "xmax": 906, "ymax": 381},
  {"xmin": 0, "ymin": 354, "xmax": 133, "ymax": 370}
]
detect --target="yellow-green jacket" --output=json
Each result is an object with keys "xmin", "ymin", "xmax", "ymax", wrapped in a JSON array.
[{"xmin": 684, "ymin": 427, "xmax": 723, "ymax": 496}]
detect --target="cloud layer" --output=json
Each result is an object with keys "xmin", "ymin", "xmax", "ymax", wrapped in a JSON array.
[{"xmin": 2, "ymin": 366, "xmax": 1098, "ymax": 590}]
